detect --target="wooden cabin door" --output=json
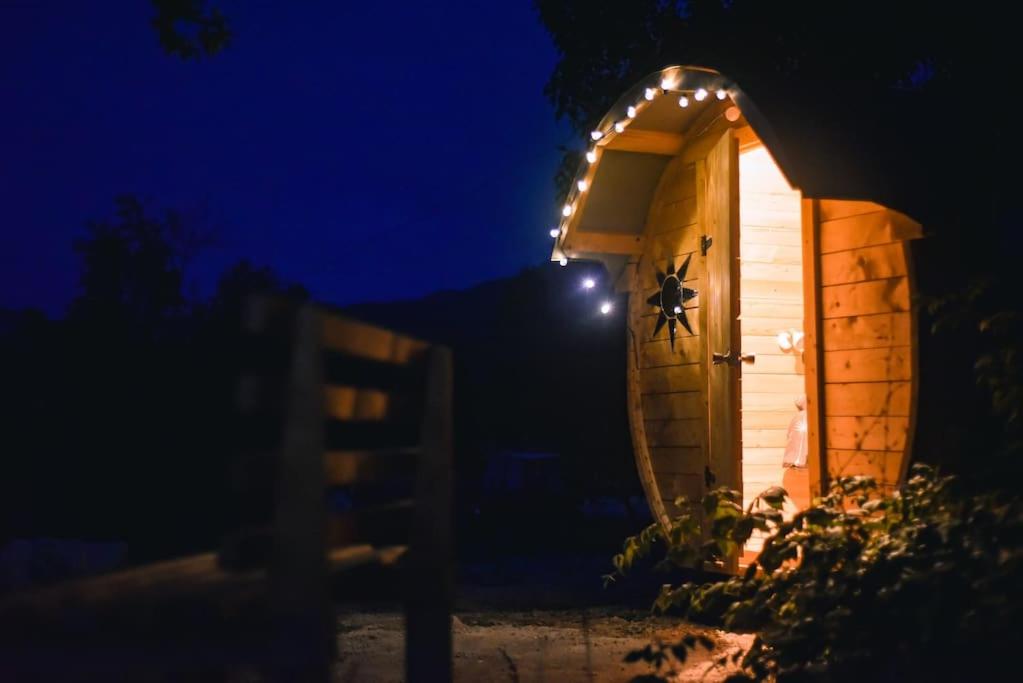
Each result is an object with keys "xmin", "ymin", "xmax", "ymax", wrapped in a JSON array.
[{"xmin": 703, "ymin": 129, "xmax": 741, "ymax": 495}]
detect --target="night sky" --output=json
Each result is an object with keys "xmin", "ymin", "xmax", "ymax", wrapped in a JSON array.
[{"xmin": 0, "ymin": 2, "xmax": 571, "ymax": 315}]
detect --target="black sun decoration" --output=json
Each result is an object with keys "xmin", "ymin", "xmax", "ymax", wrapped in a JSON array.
[{"xmin": 647, "ymin": 254, "xmax": 698, "ymax": 350}]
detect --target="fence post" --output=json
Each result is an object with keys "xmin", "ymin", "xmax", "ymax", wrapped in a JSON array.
[
  {"xmin": 405, "ymin": 346, "xmax": 453, "ymax": 683},
  {"xmin": 270, "ymin": 303, "xmax": 330, "ymax": 681}
]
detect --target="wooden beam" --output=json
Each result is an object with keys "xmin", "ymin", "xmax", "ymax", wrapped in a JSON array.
[
  {"xmin": 563, "ymin": 231, "xmax": 645, "ymax": 255},
  {"xmin": 406, "ymin": 346, "xmax": 453, "ymax": 683},
  {"xmin": 695, "ymin": 157, "xmax": 711, "ymax": 500},
  {"xmin": 599, "ymin": 128, "xmax": 686, "ymax": 156},
  {"xmin": 800, "ymin": 198, "xmax": 828, "ymax": 497},
  {"xmin": 900, "ymin": 238, "xmax": 920, "ymax": 486},
  {"xmin": 273, "ymin": 303, "xmax": 331, "ymax": 680}
]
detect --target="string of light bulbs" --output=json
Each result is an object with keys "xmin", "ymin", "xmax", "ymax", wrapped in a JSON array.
[
  {"xmin": 548, "ymin": 79, "xmax": 732, "ymax": 272},
  {"xmin": 547, "ymin": 74, "xmax": 732, "ymax": 317},
  {"xmin": 577, "ymin": 272, "xmax": 614, "ymax": 316}
]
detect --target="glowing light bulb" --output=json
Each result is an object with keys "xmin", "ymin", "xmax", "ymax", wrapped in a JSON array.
[
  {"xmin": 590, "ymin": 130, "xmax": 603, "ymax": 141},
  {"xmin": 776, "ymin": 331, "xmax": 793, "ymax": 352},
  {"xmin": 559, "ymin": 257, "xmax": 568, "ymax": 267},
  {"xmin": 600, "ymin": 301, "xmax": 613, "ymax": 315},
  {"xmin": 644, "ymin": 87, "xmax": 657, "ymax": 101},
  {"xmin": 586, "ymin": 150, "xmax": 597, "ymax": 163},
  {"xmin": 562, "ymin": 204, "xmax": 573, "ymax": 217},
  {"xmin": 673, "ymin": 305, "xmax": 683, "ymax": 315},
  {"xmin": 583, "ymin": 277, "xmax": 596, "ymax": 290},
  {"xmin": 577, "ymin": 179, "xmax": 588, "ymax": 192},
  {"xmin": 694, "ymin": 88, "xmax": 708, "ymax": 101},
  {"xmin": 660, "ymin": 77, "xmax": 673, "ymax": 90},
  {"xmin": 549, "ymin": 227, "xmax": 560, "ymax": 238},
  {"xmin": 614, "ymin": 121, "xmax": 626, "ymax": 133},
  {"xmin": 716, "ymin": 88, "xmax": 727, "ymax": 100},
  {"xmin": 678, "ymin": 95, "xmax": 689, "ymax": 108},
  {"xmin": 627, "ymin": 105, "xmax": 637, "ymax": 118}
]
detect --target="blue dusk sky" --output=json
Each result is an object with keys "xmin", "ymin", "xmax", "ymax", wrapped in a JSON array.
[{"xmin": 0, "ymin": 2, "xmax": 572, "ymax": 314}]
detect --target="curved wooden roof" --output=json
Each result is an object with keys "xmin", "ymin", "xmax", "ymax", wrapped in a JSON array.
[{"xmin": 551, "ymin": 65, "xmax": 927, "ymax": 270}]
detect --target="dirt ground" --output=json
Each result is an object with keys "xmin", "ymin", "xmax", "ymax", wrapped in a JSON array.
[{"xmin": 334, "ymin": 609, "xmax": 752, "ymax": 682}]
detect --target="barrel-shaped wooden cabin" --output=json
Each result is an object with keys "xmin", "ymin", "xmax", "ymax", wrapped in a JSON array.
[{"xmin": 551, "ymin": 66, "xmax": 922, "ymax": 551}]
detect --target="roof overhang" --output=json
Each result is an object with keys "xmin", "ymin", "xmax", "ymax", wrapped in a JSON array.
[{"xmin": 550, "ymin": 66, "xmax": 794, "ymax": 277}]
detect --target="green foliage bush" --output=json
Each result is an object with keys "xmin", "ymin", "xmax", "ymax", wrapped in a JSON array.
[{"xmin": 608, "ymin": 465, "xmax": 1023, "ymax": 682}]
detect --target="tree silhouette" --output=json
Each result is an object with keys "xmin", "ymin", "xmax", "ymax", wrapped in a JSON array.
[
  {"xmin": 70, "ymin": 196, "xmax": 193, "ymax": 342},
  {"xmin": 150, "ymin": 0, "xmax": 230, "ymax": 60},
  {"xmin": 0, "ymin": 196, "xmax": 309, "ymax": 568},
  {"xmin": 535, "ymin": 0, "xmax": 993, "ymax": 136}
]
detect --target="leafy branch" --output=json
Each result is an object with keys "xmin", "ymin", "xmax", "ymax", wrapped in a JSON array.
[{"xmin": 614, "ymin": 465, "xmax": 1023, "ymax": 682}]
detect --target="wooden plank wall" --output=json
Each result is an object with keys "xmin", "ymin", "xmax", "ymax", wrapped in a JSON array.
[
  {"xmin": 628, "ymin": 154, "xmax": 708, "ymax": 516},
  {"xmin": 738, "ymin": 146, "xmax": 807, "ymax": 553},
  {"xmin": 817, "ymin": 200, "xmax": 920, "ymax": 490},
  {"xmin": 626, "ymin": 145, "xmax": 921, "ymax": 534}
]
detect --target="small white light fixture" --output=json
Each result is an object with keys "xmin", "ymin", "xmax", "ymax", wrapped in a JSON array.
[
  {"xmin": 585, "ymin": 149, "xmax": 597, "ymax": 164},
  {"xmin": 776, "ymin": 329, "xmax": 806, "ymax": 354},
  {"xmin": 678, "ymin": 94, "xmax": 689, "ymax": 108},
  {"xmin": 559, "ymin": 257, "xmax": 568, "ymax": 267},
  {"xmin": 694, "ymin": 88, "xmax": 708, "ymax": 101},
  {"xmin": 614, "ymin": 121, "xmax": 626, "ymax": 133},
  {"xmin": 792, "ymin": 330, "xmax": 806, "ymax": 354},
  {"xmin": 626, "ymin": 105, "xmax": 637, "ymax": 118},
  {"xmin": 562, "ymin": 204, "xmax": 573, "ymax": 217},
  {"xmin": 716, "ymin": 88, "xmax": 727, "ymax": 100},
  {"xmin": 673, "ymin": 305, "xmax": 683, "ymax": 315},
  {"xmin": 600, "ymin": 301, "xmax": 613, "ymax": 315},
  {"xmin": 582, "ymin": 277, "xmax": 596, "ymax": 290},
  {"xmin": 576, "ymin": 179, "xmax": 588, "ymax": 192},
  {"xmin": 644, "ymin": 87, "xmax": 657, "ymax": 101},
  {"xmin": 590, "ymin": 130, "xmax": 603, "ymax": 141},
  {"xmin": 549, "ymin": 227, "xmax": 560, "ymax": 239},
  {"xmin": 659, "ymin": 77, "xmax": 674, "ymax": 90}
]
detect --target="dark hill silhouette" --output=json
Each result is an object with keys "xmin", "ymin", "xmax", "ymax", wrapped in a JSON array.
[
  {"xmin": 0, "ymin": 243, "xmax": 644, "ymax": 581},
  {"xmin": 344, "ymin": 262, "xmax": 641, "ymax": 506}
]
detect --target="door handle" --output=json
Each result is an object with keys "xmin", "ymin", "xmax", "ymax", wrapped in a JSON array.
[{"xmin": 712, "ymin": 349, "xmax": 756, "ymax": 367}]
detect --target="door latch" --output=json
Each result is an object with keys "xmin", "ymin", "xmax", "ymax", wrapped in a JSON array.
[{"xmin": 711, "ymin": 349, "xmax": 756, "ymax": 367}]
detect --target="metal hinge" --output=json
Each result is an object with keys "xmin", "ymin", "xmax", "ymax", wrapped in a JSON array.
[{"xmin": 700, "ymin": 235, "xmax": 713, "ymax": 255}]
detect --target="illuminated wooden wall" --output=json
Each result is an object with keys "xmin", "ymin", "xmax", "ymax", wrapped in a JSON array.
[
  {"xmin": 627, "ymin": 155, "xmax": 707, "ymax": 521},
  {"xmin": 623, "ymin": 130, "xmax": 922, "ymax": 541},
  {"xmin": 814, "ymin": 200, "xmax": 921, "ymax": 491},
  {"xmin": 738, "ymin": 145, "xmax": 807, "ymax": 553},
  {"xmin": 572, "ymin": 69, "xmax": 928, "ymax": 555}
]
